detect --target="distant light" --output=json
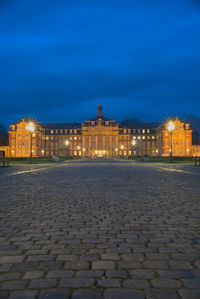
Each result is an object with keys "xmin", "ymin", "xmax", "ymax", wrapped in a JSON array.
[
  {"xmin": 132, "ymin": 140, "xmax": 136, "ymax": 146},
  {"xmin": 83, "ymin": 148, "xmax": 86, "ymax": 152},
  {"xmin": 65, "ymin": 140, "xmax": 69, "ymax": 145},
  {"xmin": 121, "ymin": 145, "xmax": 124, "ymax": 149},
  {"xmin": 77, "ymin": 146, "xmax": 80, "ymax": 150},
  {"xmin": 26, "ymin": 122, "xmax": 35, "ymax": 133},
  {"xmin": 168, "ymin": 121, "xmax": 175, "ymax": 132},
  {"xmin": 186, "ymin": 149, "xmax": 189, "ymax": 152},
  {"xmin": 115, "ymin": 148, "xmax": 118, "ymax": 151}
]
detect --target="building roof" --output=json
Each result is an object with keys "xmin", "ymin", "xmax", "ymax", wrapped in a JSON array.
[
  {"xmin": 119, "ymin": 122, "xmax": 160, "ymax": 129},
  {"xmin": 40, "ymin": 123, "xmax": 81, "ymax": 129},
  {"xmin": 86, "ymin": 115, "xmax": 114, "ymax": 122}
]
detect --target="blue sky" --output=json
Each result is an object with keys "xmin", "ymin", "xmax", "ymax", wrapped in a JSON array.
[{"xmin": 0, "ymin": 0, "xmax": 200, "ymax": 127}]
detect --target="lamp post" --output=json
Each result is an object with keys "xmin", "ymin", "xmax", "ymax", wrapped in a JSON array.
[
  {"xmin": 121, "ymin": 145, "xmax": 124, "ymax": 158},
  {"xmin": 167, "ymin": 121, "xmax": 175, "ymax": 163},
  {"xmin": 132, "ymin": 139, "xmax": 136, "ymax": 160},
  {"xmin": 26, "ymin": 122, "xmax": 35, "ymax": 163},
  {"xmin": 65, "ymin": 140, "xmax": 69, "ymax": 159}
]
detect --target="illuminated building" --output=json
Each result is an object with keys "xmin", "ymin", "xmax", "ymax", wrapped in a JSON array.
[{"xmin": 1, "ymin": 104, "xmax": 200, "ymax": 158}]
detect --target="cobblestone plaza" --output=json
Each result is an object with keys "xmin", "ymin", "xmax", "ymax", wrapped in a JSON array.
[{"xmin": 0, "ymin": 160, "xmax": 200, "ymax": 298}]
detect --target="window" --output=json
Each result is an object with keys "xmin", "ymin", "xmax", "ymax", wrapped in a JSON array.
[
  {"xmin": 18, "ymin": 150, "xmax": 22, "ymax": 155},
  {"xmin": 51, "ymin": 130, "xmax": 54, "ymax": 134},
  {"xmin": 142, "ymin": 129, "xmax": 145, "ymax": 134},
  {"xmin": 74, "ymin": 137, "xmax": 77, "ymax": 140},
  {"xmin": 152, "ymin": 136, "xmax": 155, "ymax": 139},
  {"xmin": 138, "ymin": 136, "xmax": 141, "ymax": 139},
  {"xmin": 142, "ymin": 136, "xmax": 145, "ymax": 140},
  {"xmin": 147, "ymin": 129, "xmax": 150, "ymax": 133}
]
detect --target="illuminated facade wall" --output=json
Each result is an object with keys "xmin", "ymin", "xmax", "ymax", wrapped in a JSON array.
[
  {"xmin": 1, "ymin": 105, "xmax": 198, "ymax": 158},
  {"xmin": 157, "ymin": 118, "xmax": 193, "ymax": 157}
]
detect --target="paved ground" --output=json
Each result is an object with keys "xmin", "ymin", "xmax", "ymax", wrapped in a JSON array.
[{"xmin": 0, "ymin": 159, "xmax": 200, "ymax": 299}]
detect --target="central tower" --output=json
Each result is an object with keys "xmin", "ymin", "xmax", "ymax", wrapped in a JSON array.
[{"xmin": 97, "ymin": 97, "xmax": 103, "ymax": 119}]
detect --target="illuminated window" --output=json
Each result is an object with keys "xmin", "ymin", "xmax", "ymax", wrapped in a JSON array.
[
  {"xmin": 142, "ymin": 129, "xmax": 145, "ymax": 133},
  {"xmin": 138, "ymin": 136, "xmax": 141, "ymax": 139},
  {"xmin": 51, "ymin": 130, "xmax": 54, "ymax": 134},
  {"xmin": 46, "ymin": 136, "xmax": 49, "ymax": 140},
  {"xmin": 147, "ymin": 129, "xmax": 150, "ymax": 133},
  {"xmin": 142, "ymin": 136, "xmax": 145, "ymax": 140},
  {"xmin": 152, "ymin": 136, "xmax": 155, "ymax": 139},
  {"xmin": 18, "ymin": 150, "xmax": 22, "ymax": 155}
]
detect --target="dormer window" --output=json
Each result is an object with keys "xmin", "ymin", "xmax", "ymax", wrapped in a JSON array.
[{"xmin": 106, "ymin": 121, "xmax": 109, "ymax": 126}]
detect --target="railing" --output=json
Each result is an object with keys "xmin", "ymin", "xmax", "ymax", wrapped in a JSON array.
[
  {"xmin": 0, "ymin": 158, "xmax": 9, "ymax": 167},
  {"xmin": 194, "ymin": 157, "xmax": 200, "ymax": 166}
]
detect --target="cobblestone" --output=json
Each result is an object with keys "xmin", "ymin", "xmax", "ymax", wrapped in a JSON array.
[
  {"xmin": 0, "ymin": 160, "xmax": 200, "ymax": 297},
  {"xmin": 9, "ymin": 290, "xmax": 38, "ymax": 299}
]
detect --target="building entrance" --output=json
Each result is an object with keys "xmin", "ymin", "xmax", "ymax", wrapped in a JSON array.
[{"xmin": 96, "ymin": 150, "xmax": 104, "ymax": 158}]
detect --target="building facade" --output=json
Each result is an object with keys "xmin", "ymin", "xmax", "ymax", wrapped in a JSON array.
[{"xmin": 1, "ymin": 104, "xmax": 200, "ymax": 158}]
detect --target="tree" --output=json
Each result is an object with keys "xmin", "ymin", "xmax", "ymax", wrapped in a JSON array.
[{"xmin": 0, "ymin": 125, "xmax": 8, "ymax": 145}]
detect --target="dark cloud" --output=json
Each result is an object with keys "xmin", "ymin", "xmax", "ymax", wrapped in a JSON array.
[{"xmin": 0, "ymin": 0, "xmax": 200, "ymax": 127}]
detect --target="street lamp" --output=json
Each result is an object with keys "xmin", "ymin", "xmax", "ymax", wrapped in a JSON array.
[
  {"xmin": 26, "ymin": 122, "xmax": 35, "ymax": 163},
  {"xmin": 167, "ymin": 121, "xmax": 175, "ymax": 163},
  {"xmin": 132, "ymin": 139, "xmax": 136, "ymax": 159},
  {"xmin": 65, "ymin": 140, "xmax": 69, "ymax": 159}
]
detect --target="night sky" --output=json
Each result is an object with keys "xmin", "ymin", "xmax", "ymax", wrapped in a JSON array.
[{"xmin": 0, "ymin": 0, "xmax": 200, "ymax": 127}]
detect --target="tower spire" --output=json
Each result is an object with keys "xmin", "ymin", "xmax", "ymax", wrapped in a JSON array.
[{"xmin": 97, "ymin": 97, "xmax": 103, "ymax": 118}]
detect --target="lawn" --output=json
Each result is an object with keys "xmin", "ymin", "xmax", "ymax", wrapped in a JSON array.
[
  {"xmin": 8, "ymin": 157, "xmax": 73, "ymax": 164},
  {"xmin": 128, "ymin": 157, "xmax": 195, "ymax": 163}
]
